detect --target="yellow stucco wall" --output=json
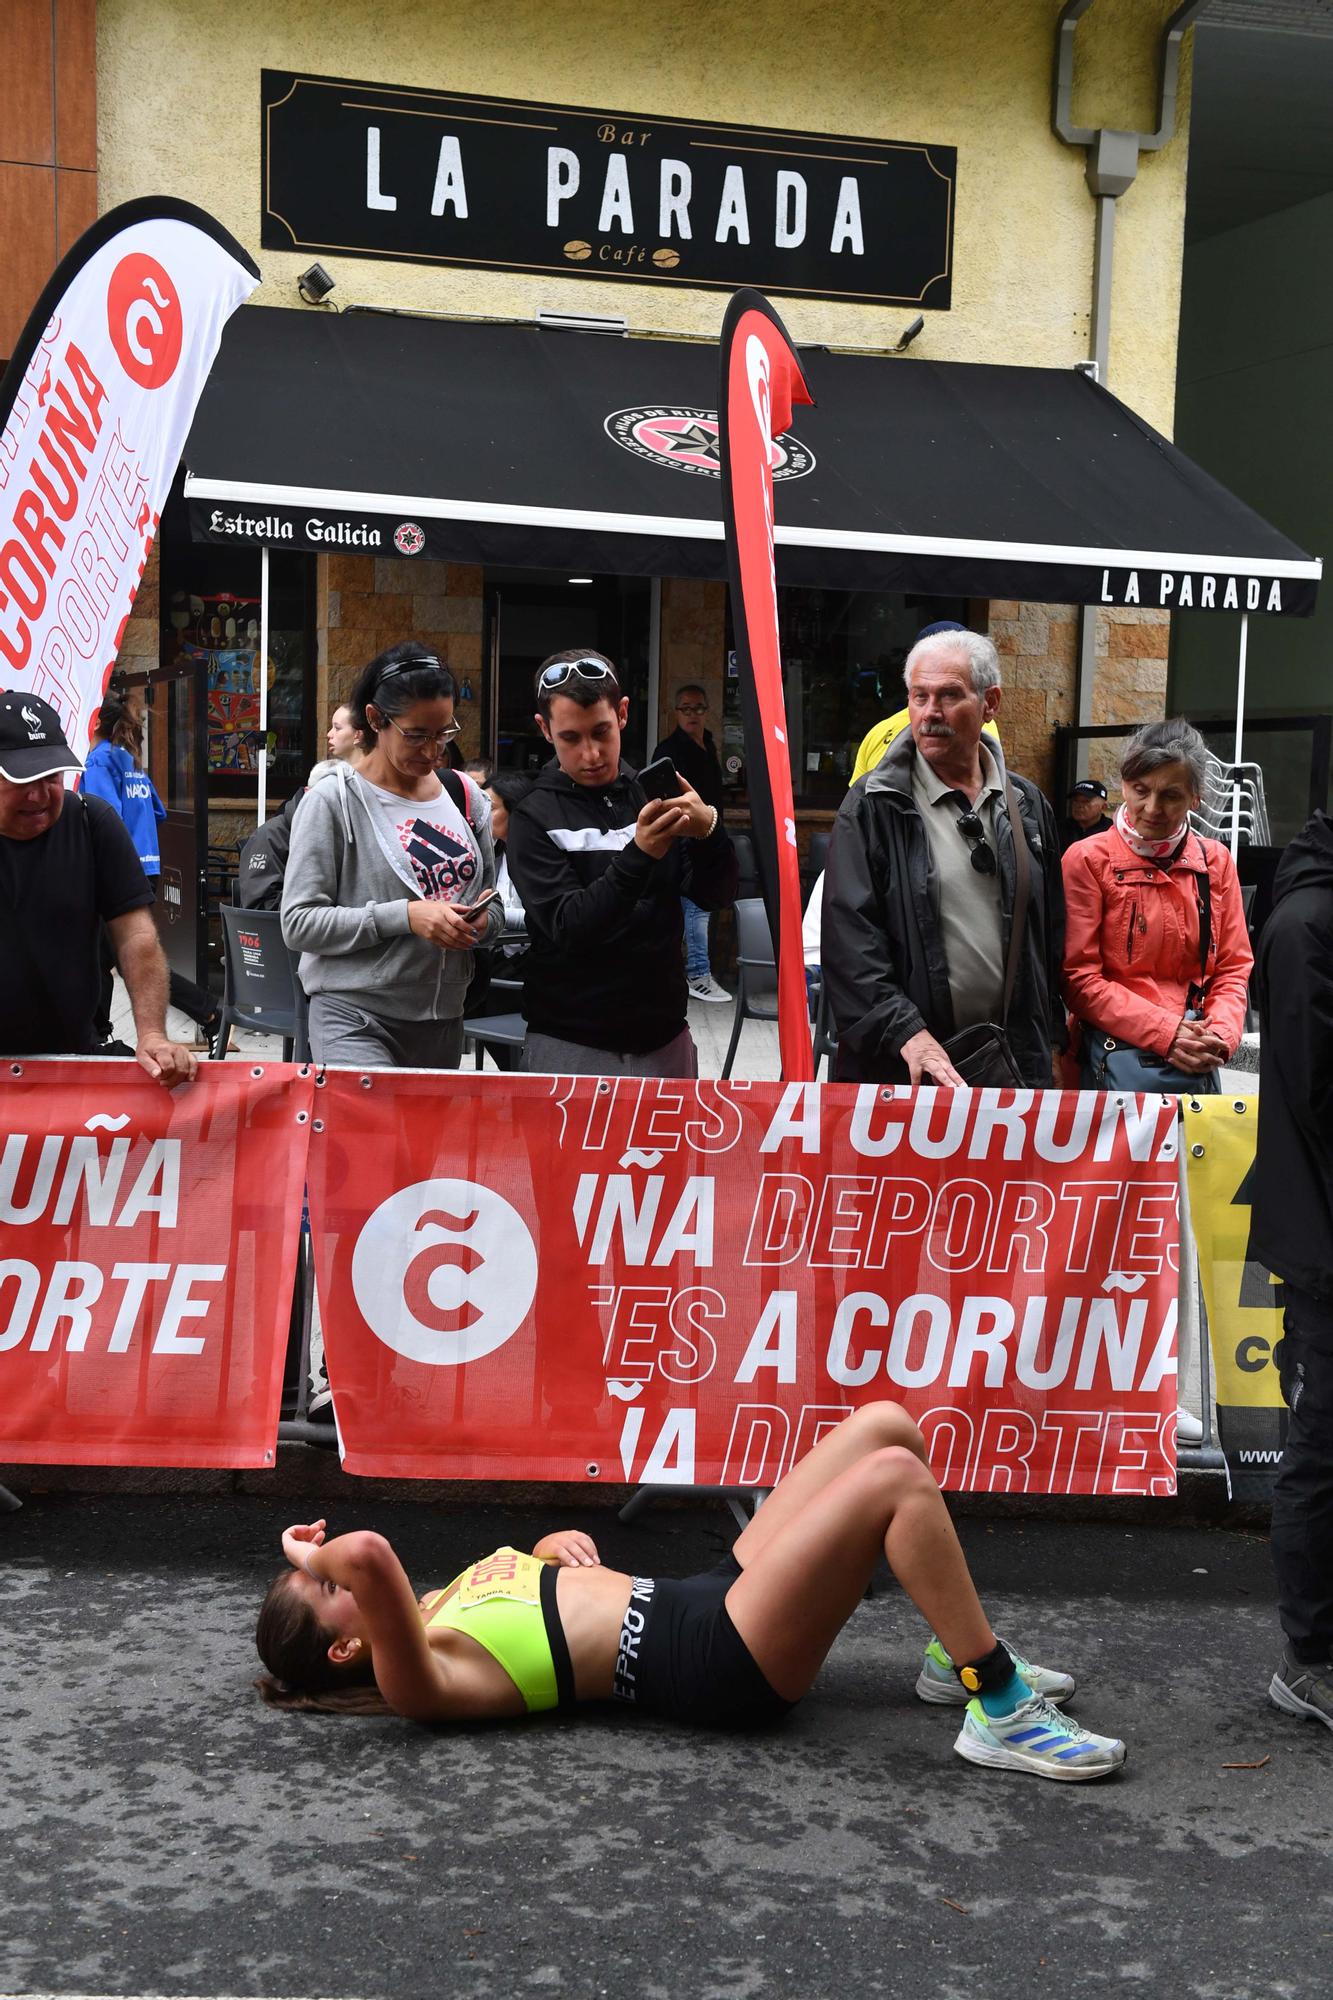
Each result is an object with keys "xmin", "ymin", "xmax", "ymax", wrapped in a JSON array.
[{"xmin": 97, "ymin": 0, "xmax": 1190, "ymax": 431}]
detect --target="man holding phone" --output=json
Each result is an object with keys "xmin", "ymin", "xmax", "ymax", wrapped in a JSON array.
[{"xmin": 505, "ymin": 651, "xmax": 737, "ymax": 1077}]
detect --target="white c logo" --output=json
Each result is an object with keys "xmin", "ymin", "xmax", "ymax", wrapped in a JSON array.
[{"xmin": 350, "ymin": 1177, "xmax": 538, "ymax": 1367}]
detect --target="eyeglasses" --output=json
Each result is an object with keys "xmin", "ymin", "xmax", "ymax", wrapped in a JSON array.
[
  {"xmin": 677, "ymin": 703, "xmax": 707, "ymax": 716},
  {"xmin": 386, "ymin": 716, "xmax": 461, "ymax": 748},
  {"xmin": 537, "ymin": 658, "xmax": 617, "ymax": 693},
  {"xmin": 955, "ymin": 808, "xmax": 997, "ymax": 875}
]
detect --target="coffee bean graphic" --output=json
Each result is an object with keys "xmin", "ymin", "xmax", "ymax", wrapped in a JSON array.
[
  {"xmin": 564, "ymin": 240, "xmax": 592, "ymax": 261},
  {"xmin": 652, "ymin": 247, "xmax": 681, "ymax": 270}
]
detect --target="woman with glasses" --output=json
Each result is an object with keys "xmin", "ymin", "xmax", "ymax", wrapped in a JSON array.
[{"xmin": 281, "ymin": 644, "xmax": 503, "ymax": 1069}]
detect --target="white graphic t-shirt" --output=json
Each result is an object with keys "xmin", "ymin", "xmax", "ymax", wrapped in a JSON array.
[{"xmin": 364, "ymin": 778, "xmax": 481, "ymax": 902}]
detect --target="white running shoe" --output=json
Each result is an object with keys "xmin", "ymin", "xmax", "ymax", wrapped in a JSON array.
[
  {"xmin": 687, "ymin": 974, "xmax": 732, "ymax": 1003},
  {"xmin": 1175, "ymin": 1406, "xmax": 1204, "ymax": 1445},
  {"xmin": 954, "ymin": 1693, "xmax": 1126, "ymax": 1782},
  {"xmin": 915, "ymin": 1636, "xmax": 1074, "ymax": 1706}
]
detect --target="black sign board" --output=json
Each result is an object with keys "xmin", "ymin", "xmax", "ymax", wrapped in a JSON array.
[{"xmin": 261, "ymin": 70, "xmax": 955, "ymax": 309}]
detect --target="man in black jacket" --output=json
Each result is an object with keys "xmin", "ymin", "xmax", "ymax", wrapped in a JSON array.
[
  {"xmin": 1252, "ymin": 808, "xmax": 1333, "ymax": 1735},
  {"xmin": 652, "ymin": 682, "xmax": 731, "ymax": 1003},
  {"xmin": 506, "ymin": 651, "xmax": 737, "ymax": 1076},
  {"xmin": 822, "ymin": 628, "xmax": 1065, "ymax": 1087}
]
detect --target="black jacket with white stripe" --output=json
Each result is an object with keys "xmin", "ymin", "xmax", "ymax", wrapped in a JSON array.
[{"xmin": 505, "ymin": 759, "xmax": 737, "ymax": 1054}]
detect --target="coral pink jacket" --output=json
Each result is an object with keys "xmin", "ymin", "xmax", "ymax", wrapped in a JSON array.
[{"xmin": 1061, "ymin": 824, "xmax": 1254, "ymax": 1059}]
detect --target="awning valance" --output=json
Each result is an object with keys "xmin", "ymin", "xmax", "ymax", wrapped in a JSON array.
[{"xmin": 183, "ymin": 305, "xmax": 1320, "ymax": 615}]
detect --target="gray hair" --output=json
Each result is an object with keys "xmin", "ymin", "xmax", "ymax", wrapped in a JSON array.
[
  {"xmin": 903, "ymin": 628, "xmax": 1001, "ymax": 696},
  {"xmin": 1120, "ymin": 718, "xmax": 1208, "ymax": 794}
]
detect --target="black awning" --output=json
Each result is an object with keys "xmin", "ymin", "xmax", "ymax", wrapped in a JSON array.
[{"xmin": 184, "ymin": 305, "xmax": 1320, "ymax": 615}]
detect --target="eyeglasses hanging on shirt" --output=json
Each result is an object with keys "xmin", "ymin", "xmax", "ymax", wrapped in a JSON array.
[{"xmin": 952, "ymin": 799, "xmax": 998, "ymax": 875}]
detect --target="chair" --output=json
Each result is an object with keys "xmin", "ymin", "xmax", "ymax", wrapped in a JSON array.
[
  {"xmin": 729, "ymin": 830, "xmax": 761, "ymax": 902},
  {"xmin": 721, "ymin": 897, "xmax": 779, "ymax": 1079},
  {"xmin": 463, "ymin": 973, "xmax": 527, "ymax": 1070},
  {"xmin": 213, "ymin": 905, "xmax": 310, "ymax": 1061},
  {"xmin": 811, "ymin": 975, "xmax": 839, "ymax": 1079}
]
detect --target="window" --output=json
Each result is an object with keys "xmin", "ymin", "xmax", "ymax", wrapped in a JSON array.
[{"xmin": 722, "ymin": 587, "xmax": 970, "ymax": 806}]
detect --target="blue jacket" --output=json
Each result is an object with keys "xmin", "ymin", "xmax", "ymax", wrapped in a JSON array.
[{"xmin": 80, "ymin": 741, "xmax": 167, "ymax": 875}]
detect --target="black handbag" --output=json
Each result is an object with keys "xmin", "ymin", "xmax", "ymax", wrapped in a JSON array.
[{"xmin": 940, "ymin": 772, "xmax": 1031, "ymax": 1088}]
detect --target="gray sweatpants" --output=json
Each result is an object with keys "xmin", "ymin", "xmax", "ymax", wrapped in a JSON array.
[
  {"xmin": 309, "ymin": 994, "xmax": 465, "ymax": 1071},
  {"xmin": 521, "ymin": 1025, "xmax": 698, "ymax": 1079}
]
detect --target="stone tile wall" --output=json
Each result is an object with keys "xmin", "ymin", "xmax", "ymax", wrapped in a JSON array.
[
  {"xmin": 986, "ymin": 601, "xmax": 1169, "ymax": 800},
  {"xmin": 323, "ymin": 556, "xmax": 486, "ymax": 762}
]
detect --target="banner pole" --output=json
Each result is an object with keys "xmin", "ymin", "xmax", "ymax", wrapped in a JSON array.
[
  {"xmin": 1230, "ymin": 611, "xmax": 1248, "ymax": 859},
  {"xmin": 257, "ymin": 543, "xmax": 270, "ymax": 830}
]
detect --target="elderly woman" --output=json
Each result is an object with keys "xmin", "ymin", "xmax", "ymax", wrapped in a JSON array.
[{"xmin": 1061, "ymin": 718, "xmax": 1253, "ymax": 1094}]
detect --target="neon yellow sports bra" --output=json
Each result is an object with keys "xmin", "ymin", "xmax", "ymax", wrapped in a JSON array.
[{"xmin": 424, "ymin": 1547, "xmax": 573, "ymax": 1713}]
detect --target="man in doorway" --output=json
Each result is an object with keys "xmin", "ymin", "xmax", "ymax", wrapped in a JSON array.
[
  {"xmin": 505, "ymin": 651, "xmax": 737, "ymax": 1077},
  {"xmin": 1251, "ymin": 807, "xmax": 1333, "ymax": 1735},
  {"xmin": 652, "ymin": 682, "xmax": 730, "ymax": 1003},
  {"xmin": 0, "ymin": 695, "xmax": 196, "ymax": 1086},
  {"xmin": 1059, "ymin": 778, "xmax": 1114, "ymax": 851},
  {"xmin": 822, "ymin": 628, "xmax": 1065, "ymax": 1087}
]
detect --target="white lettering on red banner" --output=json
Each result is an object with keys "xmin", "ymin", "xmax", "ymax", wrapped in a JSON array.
[
  {"xmin": 309, "ymin": 1075, "xmax": 1181, "ymax": 1495},
  {"xmin": 0, "ymin": 204, "xmax": 257, "ymax": 749},
  {"xmin": 0, "ymin": 1062, "xmax": 311, "ymax": 1467}
]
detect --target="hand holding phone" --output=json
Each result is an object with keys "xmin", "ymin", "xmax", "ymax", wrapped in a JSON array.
[
  {"xmin": 637, "ymin": 756, "xmax": 681, "ymax": 802},
  {"xmin": 461, "ymin": 887, "xmax": 500, "ymax": 921}
]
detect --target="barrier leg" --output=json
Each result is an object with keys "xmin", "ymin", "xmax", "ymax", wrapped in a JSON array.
[
  {"xmin": 0, "ymin": 1483, "xmax": 21, "ymax": 1512},
  {"xmin": 1176, "ymin": 1124, "xmax": 1228, "ymax": 1475},
  {"xmin": 618, "ymin": 1484, "xmax": 770, "ymax": 1530}
]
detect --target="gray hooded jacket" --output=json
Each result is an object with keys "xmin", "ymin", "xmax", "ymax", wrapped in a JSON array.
[{"xmin": 280, "ymin": 763, "xmax": 501, "ymax": 1021}]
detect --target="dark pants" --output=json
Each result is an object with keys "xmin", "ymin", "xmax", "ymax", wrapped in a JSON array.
[{"xmin": 1271, "ymin": 1287, "xmax": 1333, "ymax": 1664}]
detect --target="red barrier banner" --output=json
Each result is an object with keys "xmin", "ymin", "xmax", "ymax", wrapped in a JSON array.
[
  {"xmin": 309, "ymin": 1073, "xmax": 1182, "ymax": 1495},
  {"xmin": 0, "ymin": 1060, "xmax": 312, "ymax": 1467}
]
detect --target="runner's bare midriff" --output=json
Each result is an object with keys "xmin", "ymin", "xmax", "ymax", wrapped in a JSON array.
[{"xmin": 422, "ymin": 1563, "xmax": 635, "ymax": 1704}]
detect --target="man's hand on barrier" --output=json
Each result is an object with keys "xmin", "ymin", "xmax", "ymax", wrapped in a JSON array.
[
  {"xmin": 900, "ymin": 1028, "xmax": 966, "ymax": 1088},
  {"xmin": 634, "ymin": 795, "xmax": 693, "ymax": 859},
  {"xmin": 136, "ymin": 1034, "xmax": 198, "ymax": 1089},
  {"xmin": 532, "ymin": 1529, "xmax": 601, "ymax": 1567},
  {"xmin": 408, "ymin": 899, "xmax": 483, "ymax": 950}
]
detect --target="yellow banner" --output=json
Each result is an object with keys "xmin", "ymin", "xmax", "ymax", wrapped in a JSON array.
[{"xmin": 1182, "ymin": 1097, "xmax": 1284, "ymax": 1410}]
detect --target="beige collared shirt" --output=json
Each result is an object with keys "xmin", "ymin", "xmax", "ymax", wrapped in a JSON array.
[{"xmin": 911, "ymin": 742, "xmax": 1005, "ymax": 1030}]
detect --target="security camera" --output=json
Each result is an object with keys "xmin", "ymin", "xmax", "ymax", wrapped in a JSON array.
[
  {"xmin": 298, "ymin": 262, "xmax": 336, "ymax": 305},
  {"xmin": 892, "ymin": 315, "xmax": 925, "ymax": 354}
]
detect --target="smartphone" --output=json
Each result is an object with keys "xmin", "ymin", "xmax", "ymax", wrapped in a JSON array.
[
  {"xmin": 461, "ymin": 888, "xmax": 500, "ymax": 919},
  {"xmin": 638, "ymin": 756, "xmax": 681, "ymax": 802}
]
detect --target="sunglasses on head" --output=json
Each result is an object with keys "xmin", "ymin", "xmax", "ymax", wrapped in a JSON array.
[
  {"xmin": 955, "ymin": 808, "xmax": 997, "ymax": 875},
  {"xmin": 538, "ymin": 658, "xmax": 617, "ymax": 693}
]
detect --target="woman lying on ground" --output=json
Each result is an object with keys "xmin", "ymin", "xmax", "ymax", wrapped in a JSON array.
[{"xmin": 255, "ymin": 1402, "xmax": 1125, "ymax": 1783}]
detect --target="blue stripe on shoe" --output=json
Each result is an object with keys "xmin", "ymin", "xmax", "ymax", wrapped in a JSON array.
[{"xmin": 1009, "ymin": 1727, "xmax": 1057, "ymax": 1744}]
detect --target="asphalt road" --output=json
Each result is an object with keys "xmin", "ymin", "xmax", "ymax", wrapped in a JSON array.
[{"xmin": 1, "ymin": 1494, "xmax": 1328, "ymax": 2000}]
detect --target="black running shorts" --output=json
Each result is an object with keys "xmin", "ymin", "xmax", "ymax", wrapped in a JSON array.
[{"xmin": 610, "ymin": 1554, "xmax": 795, "ymax": 1730}]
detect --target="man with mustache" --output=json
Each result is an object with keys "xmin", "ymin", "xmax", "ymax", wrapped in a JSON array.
[{"xmin": 821, "ymin": 628, "xmax": 1065, "ymax": 1087}]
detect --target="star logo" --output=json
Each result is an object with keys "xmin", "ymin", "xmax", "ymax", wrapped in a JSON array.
[{"xmin": 603, "ymin": 405, "xmax": 815, "ymax": 482}]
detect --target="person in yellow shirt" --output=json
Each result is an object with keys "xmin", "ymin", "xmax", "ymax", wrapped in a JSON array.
[{"xmin": 851, "ymin": 620, "xmax": 1001, "ymax": 783}]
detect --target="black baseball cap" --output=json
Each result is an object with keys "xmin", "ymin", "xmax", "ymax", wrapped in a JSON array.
[
  {"xmin": 0, "ymin": 694, "xmax": 83, "ymax": 782},
  {"xmin": 1069, "ymin": 779, "xmax": 1108, "ymax": 802}
]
